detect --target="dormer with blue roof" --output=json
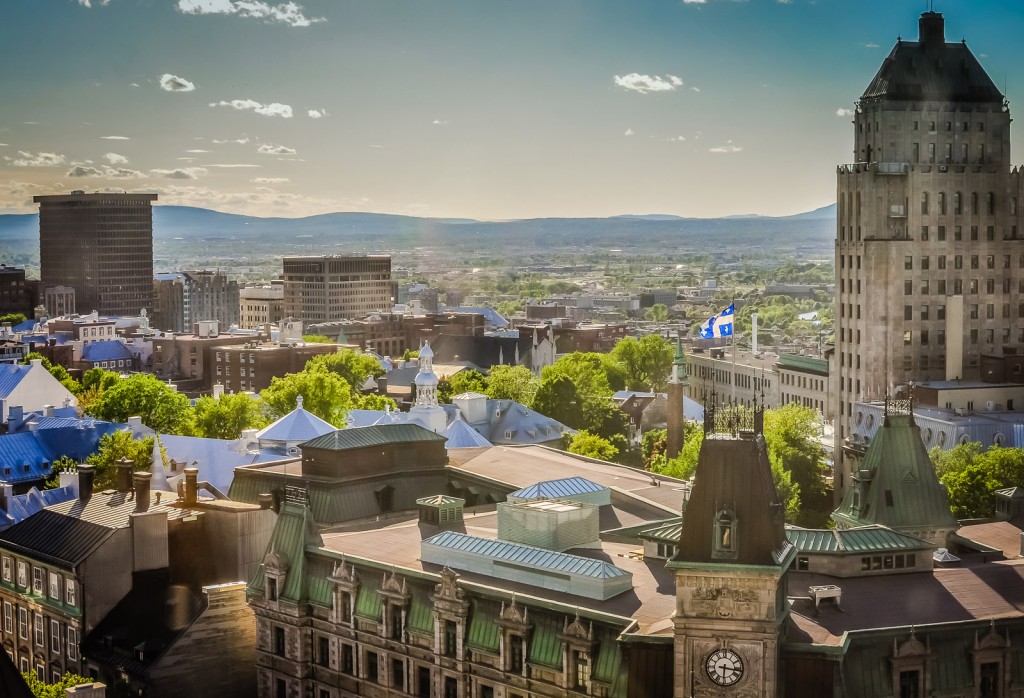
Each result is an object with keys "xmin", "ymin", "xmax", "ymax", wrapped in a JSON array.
[{"xmin": 80, "ymin": 339, "xmax": 136, "ymax": 371}]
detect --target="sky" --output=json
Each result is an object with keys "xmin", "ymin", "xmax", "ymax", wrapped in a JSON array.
[{"xmin": 1, "ymin": 0, "xmax": 1023, "ymax": 220}]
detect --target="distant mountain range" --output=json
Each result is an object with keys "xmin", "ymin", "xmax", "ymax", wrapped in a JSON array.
[{"xmin": 0, "ymin": 203, "xmax": 838, "ymax": 259}]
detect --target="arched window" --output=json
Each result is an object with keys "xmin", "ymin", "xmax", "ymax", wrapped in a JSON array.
[{"xmin": 712, "ymin": 510, "xmax": 739, "ymax": 560}]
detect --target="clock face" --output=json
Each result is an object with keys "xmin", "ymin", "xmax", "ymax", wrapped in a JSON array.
[{"xmin": 706, "ymin": 649, "xmax": 744, "ymax": 686}]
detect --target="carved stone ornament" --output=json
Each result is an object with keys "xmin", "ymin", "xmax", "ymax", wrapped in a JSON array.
[
  {"xmin": 691, "ymin": 587, "xmax": 759, "ymax": 619},
  {"xmin": 893, "ymin": 628, "xmax": 929, "ymax": 658},
  {"xmin": 499, "ymin": 595, "xmax": 530, "ymax": 627},
  {"xmin": 329, "ymin": 557, "xmax": 356, "ymax": 584},
  {"xmin": 382, "ymin": 569, "xmax": 408, "ymax": 596},
  {"xmin": 562, "ymin": 612, "xmax": 593, "ymax": 642},
  {"xmin": 264, "ymin": 550, "xmax": 289, "ymax": 574},
  {"xmin": 435, "ymin": 566, "xmax": 464, "ymax": 601},
  {"xmin": 975, "ymin": 620, "xmax": 1010, "ymax": 651}
]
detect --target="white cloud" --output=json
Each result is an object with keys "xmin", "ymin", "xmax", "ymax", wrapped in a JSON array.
[
  {"xmin": 667, "ymin": 135, "xmax": 687, "ymax": 142},
  {"xmin": 160, "ymin": 73, "xmax": 196, "ymax": 92},
  {"xmin": 12, "ymin": 151, "xmax": 66, "ymax": 167},
  {"xmin": 77, "ymin": 0, "xmax": 110, "ymax": 6},
  {"xmin": 307, "ymin": 109, "xmax": 327, "ymax": 119},
  {"xmin": 104, "ymin": 152, "xmax": 128, "ymax": 165},
  {"xmin": 432, "ymin": 119, "xmax": 449, "ymax": 125},
  {"xmin": 186, "ymin": 149, "xmax": 211, "ymax": 153},
  {"xmin": 100, "ymin": 135, "xmax": 130, "ymax": 140},
  {"xmin": 257, "ymin": 143, "xmax": 296, "ymax": 155},
  {"xmin": 67, "ymin": 165, "xmax": 145, "ymax": 179},
  {"xmin": 865, "ymin": 42, "xmax": 880, "ymax": 49},
  {"xmin": 614, "ymin": 73, "xmax": 682, "ymax": 94},
  {"xmin": 624, "ymin": 128, "xmax": 635, "ymax": 137},
  {"xmin": 709, "ymin": 141, "xmax": 743, "ymax": 154},
  {"xmin": 208, "ymin": 163, "xmax": 260, "ymax": 168},
  {"xmin": 209, "ymin": 99, "xmax": 293, "ymax": 118},
  {"xmin": 0, "ymin": 143, "xmax": 7, "ymax": 147},
  {"xmin": 690, "ymin": 86, "xmax": 701, "ymax": 93},
  {"xmin": 836, "ymin": 108, "xmax": 854, "ymax": 117},
  {"xmin": 212, "ymin": 137, "xmax": 250, "ymax": 144},
  {"xmin": 151, "ymin": 167, "xmax": 208, "ymax": 180},
  {"xmin": 130, "ymin": 82, "xmax": 140, "ymax": 88},
  {"xmin": 176, "ymin": 0, "xmax": 324, "ymax": 27},
  {"xmin": 253, "ymin": 177, "xmax": 290, "ymax": 183}
]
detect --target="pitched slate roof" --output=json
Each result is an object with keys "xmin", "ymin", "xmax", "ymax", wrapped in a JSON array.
[
  {"xmin": 257, "ymin": 404, "xmax": 336, "ymax": 445},
  {"xmin": 302, "ymin": 423, "xmax": 446, "ymax": 451},
  {"xmin": 861, "ymin": 13, "xmax": 1003, "ymax": 104},
  {"xmin": 0, "ymin": 509, "xmax": 115, "ymax": 568},
  {"xmin": 832, "ymin": 414, "xmax": 959, "ymax": 534},
  {"xmin": 81, "ymin": 339, "xmax": 133, "ymax": 363}
]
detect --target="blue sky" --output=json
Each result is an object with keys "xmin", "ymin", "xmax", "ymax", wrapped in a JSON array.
[{"xmin": 1, "ymin": 0, "xmax": 1022, "ymax": 219}]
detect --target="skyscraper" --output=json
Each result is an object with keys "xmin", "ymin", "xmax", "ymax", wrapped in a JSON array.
[
  {"xmin": 282, "ymin": 254, "xmax": 394, "ymax": 323},
  {"xmin": 833, "ymin": 11, "xmax": 1023, "ymax": 497},
  {"xmin": 35, "ymin": 191, "xmax": 158, "ymax": 317}
]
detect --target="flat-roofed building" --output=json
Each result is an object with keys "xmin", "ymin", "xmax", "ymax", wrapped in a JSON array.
[
  {"xmin": 35, "ymin": 192, "xmax": 157, "ymax": 317},
  {"xmin": 282, "ymin": 255, "xmax": 395, "ymax": 324}
]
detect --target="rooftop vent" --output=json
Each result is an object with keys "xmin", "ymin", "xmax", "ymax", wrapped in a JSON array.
[{"xmin": 416, "ymin": 494, "xmax": 465, "ymax": 526}]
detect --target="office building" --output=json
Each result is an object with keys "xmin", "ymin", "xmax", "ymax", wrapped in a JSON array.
[
  {"xmin": 35, "ymin": 191, "xmax": 157, "ymax": 317},
  {"xmin": 833, "ymin": 11, "xmax": 1024, "ymax": 498},
  {"xmin": 239, "ymin": 283, "xmax": 285, "ymax": 330},
  {"xmin": 153, "ymin": 271, "xmax": 240, "ymax": 334},
  {"xmin": 282, "ymin": 255, "xmax": 394, "ymax": 324}
]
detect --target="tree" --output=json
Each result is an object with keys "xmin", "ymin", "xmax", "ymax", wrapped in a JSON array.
[
  {"xmin": 566, "ymin": 430, "xmax": 619, "ymax": 462},
  {"xmin": 87, "ymin": 374, "xmax": 194, "ymax": 434},
  {"xmin": 644, "ymin": 304, "xmax": 669, "ymax": 322},
  {"xmin": 302, "ymin": 334, "xmax": 334, "ymax": 344},
  {"xmin": 936, "ymin": 445, "xmax": 1024, "ymax": 518},
  {"xmin": 437, "ymin": 370, "xmax": 488, "ymax": 403},
  {"xmin": 354, "ymin": 393, "xmax": 399, "ymax": 411},
  {"xmin": 86, "ymin": 430, "xmax": 155, "ymax": 491},
  {"xmin": 308, "ymin": 350, "xmax": 385, "ymax": 393},
  {"xmin": 581, "ymin": 398, "xmax": 631, "ymax": 454},
  {"xmin": 763, "ymin": 404, "xmax": 827, "ymax": 527},
  {"xmin": 653, "ymin": 427, "xmax": 704, "ymax": 481},
  {"xmin": 611, "ymin": 335, "xmax": 674, "ymax": 392},
  {"xmin": 194, "ymin": 392, "xmax": 268, "ymax": 439},
  {"xmin": 942, "ymin": 462, "xmax": 1001, "ymax": 519},
  {"xmin": 0, "ymin": 312, "xmax": 27, "ymax": 325},
  {"xmin": 642, "ymin": 428, "xmax": 667, "ymax": 470},
  {"xmin": 260, "ymin": 367, "xmax": 354, "ymax": 427},
  {"xmin": 541, "ymin": 353, "xmax": 617, "ymax": 400},
  {"xmin": 485, "ymin": 365, "xmax": 538, "ymax": 405},
  {"xmin": 532, "ymin": 375, "xmax": 584, "ymax": 429},
  {"xmin": 22, "ymin": 672, "xmax": 90, "ymax": 698}
]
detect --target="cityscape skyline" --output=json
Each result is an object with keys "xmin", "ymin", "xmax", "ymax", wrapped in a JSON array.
[{"xmin": 2, "ymin": 0, "xmax": 1023, "ymax": 220}]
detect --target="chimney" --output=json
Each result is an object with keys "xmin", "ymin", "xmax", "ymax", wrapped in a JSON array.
[
  {"xmin": 8, "ymin": 405, "xmax": 24, "ymax": 431},
  {"xmin": 133, "ymin": 473, "xmax": 152, "ymax": 513},
  {"xmin": 44, "ymin": 404, "xmax": 55, "ymax": 418},
  {"xmin": 65, "ymin": 683, "xmax": 108, "ymax": 697},
  {"xmin": 919, "ymin": 11, "xmax": 945, "ymax": 49},
  {"xmin": 78, "ymin": 465, "xmax": 95, "ymax": 501},
  {"xmin": 258, "ymin": 493, "xmax": 274, "ymax": 510},
  {"xmin": 116, "ymin": 458, "xmax": 133, "ymax": 493},
  {"xmin": 184, "ymin": 467, "xmax": 199, "ymax": 505},
  {"xmin": 213, "ymin": 383, "xmax": 225, "ymax": 399},
  {"xmin": 751, "ymin": 312, "xmax": 759, "ymax": 356}
]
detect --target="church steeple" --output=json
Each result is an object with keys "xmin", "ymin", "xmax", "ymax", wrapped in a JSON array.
[{"xmin": 666, "ymin": 336, "xmax": 688, "ymax": 459}]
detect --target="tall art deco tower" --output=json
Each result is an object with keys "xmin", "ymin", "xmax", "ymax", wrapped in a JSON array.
[{"xmin": 833, "ymin": 11, "xmax": 1024, "ymax": 498}]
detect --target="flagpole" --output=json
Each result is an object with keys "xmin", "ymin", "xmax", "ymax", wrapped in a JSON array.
[{"xmin": 730, "ymin": 299, "xmax": 737, "ymax": 403}]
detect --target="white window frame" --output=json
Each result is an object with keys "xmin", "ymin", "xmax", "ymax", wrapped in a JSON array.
[
  {"xmin": 19, "ymin": 656, "xmax": 28, "ymax": 673},
  {"xmin": 32, "ymin": 567, "xmax": 44, "ymax": 596},
  {"xmin": 17, "ymin": 561, "xmax": 27, "ymax": 588},
  {"xmin": 50, "ymin": 619, "xmax": 61, "ymax": 654},
  {"xmin": 65, "ymin": 578, "xmax": 76, "ymax": 607},
  {"xmin": 18, "ymin": 607, "xmax": 28, "ymax": 640},
  {"xmin": 2, "ymin": 601, "xmax": 11, "ymax": 634},
  {"xmin": 34, "ymin": 612, "xmax": 44, "ymax": 647},
  {"xmin": 49, "ymin": 571, "xmax": 60, "ymax": 600},
  {"xmin": 67, "ymin": 626, "xmax": 78, "ymax": 661},
  {"xmin": 1, "ymin": 556, "xmax": 10, "ymax": 582}
]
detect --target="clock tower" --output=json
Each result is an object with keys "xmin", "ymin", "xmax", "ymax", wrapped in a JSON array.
[{"xmin": 669, "ymin": 401, "xmax": 795, "ymax": 697}]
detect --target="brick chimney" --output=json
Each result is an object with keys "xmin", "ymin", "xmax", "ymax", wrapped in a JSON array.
[
  {"xmin": 116, "ymin": 458, "xmax": 133, "ymax": 493},
  {"xmin": 133, "ymin": 473, "xmax": 152, "ymax": 513},
  {"xmin": 184, "ymin": 467, "xmax": 199, "ymax": 505}
]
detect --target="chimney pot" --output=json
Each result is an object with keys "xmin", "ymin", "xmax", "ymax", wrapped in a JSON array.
[
  {"xmin": 133, "ymin": 473, "xmax": 152, "ymax": 513},
  {"xmin": 78, "ymin": 465, "xmax": 96, "ymax": 501},
  {"xmin": 258, "ymin": 493, "xmax": 274, "ymax": 510},
  {"xmin": 116, "ymin": 458, "xmax": 133, "ymax": 493}
]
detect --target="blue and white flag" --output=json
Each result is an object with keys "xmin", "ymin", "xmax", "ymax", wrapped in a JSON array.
[{"xmin": 698, "ymin": 303, "xmax": 735, "ymax": 339}]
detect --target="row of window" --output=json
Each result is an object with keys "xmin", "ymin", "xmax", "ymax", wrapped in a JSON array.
[
  {"xmin": 1, "ymin": 602, "xmax": 79, "ymax": 661},
  {"xmin": 904, "ymin": 253, "xmax": 1019, "ymax": 271},
  {"xmin": 1, "ymin": 557, "xmax": 77, "ymax": 607},
  {"xmin": 903, "ymin": 278, "xmax": 1023, "ymax": 297}
]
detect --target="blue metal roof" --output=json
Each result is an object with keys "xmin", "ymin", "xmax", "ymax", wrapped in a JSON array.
[
  {"xmin": 12, "ymin": 320, "xmax": 37, "ymax": 333},
  {"xmin": 0, "ymin": 486, "xmax": 77, "ymax": 532},
  {"xmin": 81, "ymin": 340, "xmax": 133, "ymax": 363},
  {"xmin": 0, "ymin": 364, "xmax": 29, "ymax": 398},
  {"xmin": 509, "ymin": 476, "xmax": 608, "ymax": 500},
  {"xmin": 443, "ymin": 417, "xmax": 493, "ymax": 448},
  {"xmin": 424, "ymin": 530, "xmax": 630, "ymax": 580},
  {"xmin": 0, "ymin": 423, "xmax": 121, "ymax": 485},
  {"xmin": 256, "ymin": 405, "xmax": 335, "ymax": 444}
]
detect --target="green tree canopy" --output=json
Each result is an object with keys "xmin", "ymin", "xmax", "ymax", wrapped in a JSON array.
[
  {"xmin": 302, "ymin": 334, "xmax": 334, "ymax": 344},
  {"xmin": 260, "ymin": 366, "xmax": 354, "ymax": 427},
  {"xmin": 611, "ymin": 335, "xmax": 674, "ymax": 392},
  {"xmin": 23, "ymin": 672, "xmax": 90, "ymax": 698},
  {"xmin": 762, "ymin": 404, "xmax": 826, "ymax": 526},
  {"xmin": 566, "ymin": 430, "xmax": 619, "ymax": 462},
  {"xmin": 354, "ymin": 393, "xmax": 399, "ymax": 411},
  {"xmin": 0, "ymin": 312, "xmax": 27, "ymax": 325},
  {"xmin": 485, "ymin": 365, "xmax": 538, "ymax": 405},
  {"xmin": 644, "ymin": 304, "xmax": 669, "ymax": 322},
  {"xmin": 194, "ymin": 392, "xmax": 268, "ymax": 440},
  {"xmin": 86, "ymin": 374, "xmax": 194, "ymax": 434},
  {"xmin": 86, "ymin": 430, "xmax": 154, "ymax": 491},
  {"xmin": 933, "ymin": 444, "xmax": 1024, "ymax": 518},
  {"xmin": 308, "ymin": 349, "xmax": 385, "ymax": 393},
  {"xmin": 532, "ymin": 375, "xmax": 584, "ymax": 429},
  {"xmin": 437, "ymin": 369, "xmax": 488, "ymax": 403},
  {"xmin": 541, "ymin": 352, "xmax": 622, "ymax": 400}
]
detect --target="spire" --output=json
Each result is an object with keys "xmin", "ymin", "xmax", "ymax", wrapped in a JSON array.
[
  {"xmin": 670, "ymin": 336, "xmax": 687, "ymax": 385},
  {"xmin": 296, "ymin": 395, "xmax": 304, "ymax": 410}
]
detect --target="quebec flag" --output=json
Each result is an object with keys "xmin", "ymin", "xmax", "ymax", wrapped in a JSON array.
[{"xmin": 698, "ymin": 303, "xmax": 735, "ymax": 339}]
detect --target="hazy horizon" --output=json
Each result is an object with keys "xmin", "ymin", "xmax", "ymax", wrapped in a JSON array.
[{"xmin": 2, "ymin": 0, "xmax": 1022, "ymax": 220}]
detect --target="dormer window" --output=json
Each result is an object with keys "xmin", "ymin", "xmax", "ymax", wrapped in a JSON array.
[{"xmin": 713, "ymin": 510, "xmax": 738, "ymax": 560}]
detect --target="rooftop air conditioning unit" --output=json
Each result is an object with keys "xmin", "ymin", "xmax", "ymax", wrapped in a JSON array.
[{"xmin": 954, "ymin": 407, "xmax": 969, "ymax": 416}]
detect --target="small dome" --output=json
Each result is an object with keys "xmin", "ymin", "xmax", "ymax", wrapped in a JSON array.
[
  {"xmin": 419, "ymin": 342, "xmax": 434, "ymax": 358},
  {"xmin": 415, "ymin": 371, "xmax": 439, "ymax": 387}
]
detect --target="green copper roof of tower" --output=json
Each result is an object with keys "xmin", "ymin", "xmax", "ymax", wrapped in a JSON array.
[{"xmin": 832, "ymin": 414, "xmax": 959, "ymax": 533}]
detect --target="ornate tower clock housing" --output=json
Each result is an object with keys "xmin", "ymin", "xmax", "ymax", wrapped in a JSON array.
[{"xmin": 669, "ymin": 403, "xmax": 795, "ymax": 697}]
